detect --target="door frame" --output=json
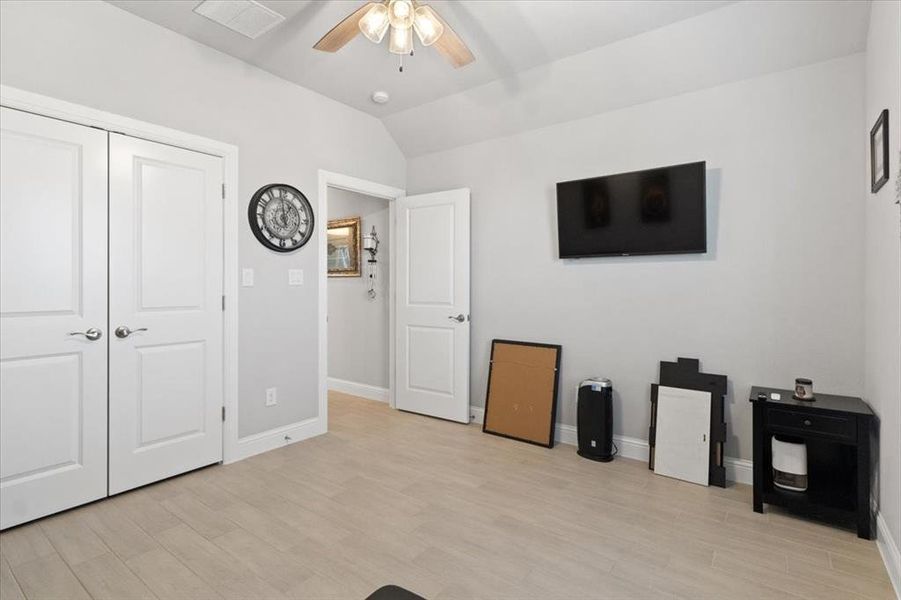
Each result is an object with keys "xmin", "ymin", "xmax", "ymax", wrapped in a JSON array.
[
  {"xmin": 0, "ymin": 85, "xmax": 242, "ymax": 463},
  {"xmin": 318, "ymin": 171, "xmax": 405, "ymax": 416}
]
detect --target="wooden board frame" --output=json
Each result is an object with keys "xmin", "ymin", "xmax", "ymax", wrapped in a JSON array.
[
  {"xmin": 482, "ymin": 339, "xmax": 562, "ymax": 448},
  {"xmin": 648, "ymin": 357, "xmax": 727, "ymax": 487}
]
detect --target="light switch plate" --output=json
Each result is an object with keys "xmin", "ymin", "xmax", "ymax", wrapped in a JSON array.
[
  {"xmin": 288, "ymin": 269, "xmax": 303, "ymax": 286},
  {"xmin": 265, "ymin": 387, "xmax": 277, "ymax": 406},
  {"xmin": 242, "ymin": 268, "xmax": 254, "ymax": 287}
]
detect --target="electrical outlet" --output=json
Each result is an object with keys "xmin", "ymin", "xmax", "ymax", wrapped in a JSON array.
[
  {"xmin": 242, "ymin": 268, "xmax": 254, "ymax": 287},
  {"xmin": 265, "ymin": 387, "xmax": 277, "ymax": 407},
  {"xmin": 288, "ymin": 269, "xmax": 303, "ymax": 286}
]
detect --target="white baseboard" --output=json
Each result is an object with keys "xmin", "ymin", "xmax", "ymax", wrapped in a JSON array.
[
  {"xmin": 877, "ymin": 511, "xmax": 901, "ymax": 599},
  {"xmin": 724, "ymin": 456, "xmax": 754, "ymax": 486},
  {"xmin": 328, "ymin": 377, "xmax": 389, "ymax": 403},
  {"xmin": 469, "ymin": 406, "xmax": 752, "ymax": 485},
  {"xmin": 225, "ymin": 417, "xmax": 325, "ymax": 464}
]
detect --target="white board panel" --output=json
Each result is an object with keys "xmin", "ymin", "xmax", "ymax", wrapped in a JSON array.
[{"xmin": 654, "ymin": 385, "xmax": 711, "ymax": 486}]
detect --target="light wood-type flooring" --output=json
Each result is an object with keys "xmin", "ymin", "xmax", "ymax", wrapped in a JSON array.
[{"xmin": 0, "ymin": 392, "xmax": 894, "ymax": 599}]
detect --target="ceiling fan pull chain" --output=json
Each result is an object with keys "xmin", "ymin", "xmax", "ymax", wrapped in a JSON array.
[{"xmin": 399, "ymin": 53, "xmax": 404, "ymax": 73}]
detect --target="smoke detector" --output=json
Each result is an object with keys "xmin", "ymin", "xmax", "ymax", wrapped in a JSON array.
[
  {"xmin": 371, "ymin": 91, "xmax": 390, "ymax": 104},
  {"xmin": 194, "ymin": 0, "xmax": 285, "ymax": 39}
]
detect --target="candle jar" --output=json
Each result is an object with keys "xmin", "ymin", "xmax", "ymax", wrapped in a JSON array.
[{"xmin": 793, "ymin": 378, "xmax": 815, "ymax": 401}]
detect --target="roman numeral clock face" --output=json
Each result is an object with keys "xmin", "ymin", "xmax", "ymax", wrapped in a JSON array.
[{"xmin": 248, "ymin": 184, "xmax": 314, "ymax": 252}]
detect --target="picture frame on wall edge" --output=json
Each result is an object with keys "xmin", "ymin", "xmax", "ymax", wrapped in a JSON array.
[
  {"xmin": 870, "ymin": 108, "xmax": 889, "ymax": 194},
  {"xmin": 327, "ymin": 217, "xmax": 362, "ymax": 277}
]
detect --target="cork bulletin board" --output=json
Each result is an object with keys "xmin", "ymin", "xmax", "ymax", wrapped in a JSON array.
[{"xmin": 483, "ymin": 340, "xmax": 562, "ymax": 448}]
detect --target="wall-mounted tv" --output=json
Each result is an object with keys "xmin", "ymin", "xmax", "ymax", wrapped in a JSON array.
[{"xmin": 556, "ymin": 161, "xmax": 706, "ymax": 258}]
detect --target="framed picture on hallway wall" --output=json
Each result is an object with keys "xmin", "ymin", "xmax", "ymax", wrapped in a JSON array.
[
  {"xmin": 870, "ymin": 109, "xmax": 889, "ymax": 193},
  {"xmin": 328, "ymin": 217, "xmax": 362, "ymax": 277}
]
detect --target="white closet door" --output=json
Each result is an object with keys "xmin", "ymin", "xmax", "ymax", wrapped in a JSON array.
[
  {"xmin": 654, "ymin": 385, "xmax": 711, "ymax": 486},
  {"xmin": 395, "ymin": 188, "xmax": 470, "ymax": 423},
  {"xmin": 0, "ymin": 107, "xmax": 108, "ymax": 529},
  {"xmin": 108, "ymin": 134, "xmax": 224, "ymax": 494}
]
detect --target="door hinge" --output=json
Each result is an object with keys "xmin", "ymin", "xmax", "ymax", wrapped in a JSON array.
[
  {"xmin": 221, "ymin": 295, "xmax": 225, "ymax": 311},
  {"xmin": 221, "ymin": 406, "xmax": 226, "ymax": 422},
  {"xmin": 221, "ymin": 183, "xmax": 226, "ymax": 200}
]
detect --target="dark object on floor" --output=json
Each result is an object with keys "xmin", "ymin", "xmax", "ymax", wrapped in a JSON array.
[
  {"xmin": 577, "ymin": 378, "xmax": 614, "ymax": 461},
  {"xmin": 366, "ymin": 585, "xmax": 426, "ymax": 600},
  {"xmin": 750, "ymin": 386, "xmax": 876, "ymax": 539},
  {"xmin": 648, "ymin": 357, "xmax": 728, "ymax": 487},
  {"xmin": 483, "ymin": 339, "xmax": 562, "ymax": 447}
]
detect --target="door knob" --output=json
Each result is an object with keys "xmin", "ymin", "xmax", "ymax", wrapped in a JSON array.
[
  {"xmin": 115, "ymin": 326, "xmax": 148, "ymax": 339},
  {"xmin": 68, "ymin": 328, "xmax": 103, "ymax": 341},
  {"xmin": 448, "ymin": 314, "xmax": 465, "ymax": 323}
]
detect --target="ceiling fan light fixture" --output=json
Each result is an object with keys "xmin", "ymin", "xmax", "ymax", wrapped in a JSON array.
[
  {"xmin": 413, "ymin": 5, "xmax": 444, "ymax": 46},
  {"xmin": 358, "ymin": 2, "xmax": 390, "ymax": 43},
  {"xmin": 388, "ymin": 24, "xmax": 413, "ymax": 54},
  {"xmin": 313, "ymin": 0, "xmax": 474, "ymax": 70},
  {"xmin": 387, "ymin": 0, "xmax": 414, "ymax": 29}
]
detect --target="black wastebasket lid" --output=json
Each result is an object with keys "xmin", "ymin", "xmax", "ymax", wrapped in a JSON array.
[{"xmin": 580, "ymin": 378, "xmax": 611, "ymax": 388}]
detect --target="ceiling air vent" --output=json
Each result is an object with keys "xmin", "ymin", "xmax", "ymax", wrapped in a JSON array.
[{"xmin": 193, "ymin": 0, "xmax": 285, "ymax": 39}]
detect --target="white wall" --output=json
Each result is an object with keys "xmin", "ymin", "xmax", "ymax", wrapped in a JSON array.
[
  {"xmin": 327, "ymin": 188, "xmax": 390, "ymax": 390},
  {"xmin": 864, "ymin": 0, "xmax": 901, "ymax": 564},
  {"xmin": 407, "ymin": 54, "xmax": 866, "ymax": 461},
  {"xmin": 0, "ymin": 1, "xmax": 405, "ymax": 438}
]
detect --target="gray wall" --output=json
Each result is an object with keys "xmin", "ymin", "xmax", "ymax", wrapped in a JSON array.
[
  {"xmin": 0, "ymin": 1, "xmax": 405, "ymax": 438},
  {"xmin": 864, "ymin": 0, "xmax": 901, "ymax": 556},
  {"xmin": 327, "ymin": 188, "xmax": 390, "ymax": 389},
  {"xmin": 407, "ymin": 54, "xmax": 867, "ymax": 462}
]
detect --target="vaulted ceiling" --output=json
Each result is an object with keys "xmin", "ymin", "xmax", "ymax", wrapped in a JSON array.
[{"xmin": 109, "ymin": 1, "xmax": 871, "ymax": 156}]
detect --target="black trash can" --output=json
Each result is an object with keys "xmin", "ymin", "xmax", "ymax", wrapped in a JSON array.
[{"xmin": 577, "ymin": 378, "xmax": 614, "ymax": 462}]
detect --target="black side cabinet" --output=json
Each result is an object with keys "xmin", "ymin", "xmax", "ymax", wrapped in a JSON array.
[{"xmin": 750, "ymin": 386, "xmax": 876, "ymax": 539}]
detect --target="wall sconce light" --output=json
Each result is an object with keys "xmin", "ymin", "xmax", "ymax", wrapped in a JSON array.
[
  {"xmin": 363, "ymin": 226, "xmax": 379, "ymax": 261},
  {"xmin": 363, "ymin": 226, "xmax": 380, "ymax": 299}
]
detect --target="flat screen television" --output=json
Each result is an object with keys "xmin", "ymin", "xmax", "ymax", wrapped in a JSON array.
[{"xmin": 556, "ymin": 161, "xmax": 706, "ymax": 258}]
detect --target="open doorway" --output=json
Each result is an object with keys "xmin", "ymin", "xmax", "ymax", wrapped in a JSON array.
[
  {"xmin": 317, "ymin": 171, "xmax": 471, "ymax": 429},
  {"xmin": 326, "ymin": 187, "xmax": 391, "ymax": 402},
  {"xmin": 317, "ymin": 171, "xmax": 404, "ymax": 425}
]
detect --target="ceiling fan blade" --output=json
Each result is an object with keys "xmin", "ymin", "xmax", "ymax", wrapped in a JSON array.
[
  {"xmin": 313, "ymin": 2, "xmax": 374, "ymax": 52},
  {"xmin": 432, "ymin": 12, "xmax": 474, "ymax": 68}
]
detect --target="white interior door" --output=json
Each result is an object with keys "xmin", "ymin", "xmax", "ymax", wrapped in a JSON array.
[
  {"xmin": 0, "ymin": 107, "xmax": 108, "ymax": 529},
  {"xmin": 654, "ymin": 385, "xmax": 711, "ymax": 486},
  {"xmin": 395, "ymin": 189, "xmax": 470, "ymax": 422},
  {"xmin": 108, "ymin": 133, "xmax": 224, "ymax": 494}
]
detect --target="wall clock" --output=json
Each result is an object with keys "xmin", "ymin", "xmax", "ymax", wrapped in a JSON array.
[{"xmin": 248, "ymin": 184, "xmax": 314, "ymax": 252}]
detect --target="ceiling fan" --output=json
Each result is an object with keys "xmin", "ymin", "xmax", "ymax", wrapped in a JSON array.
[{"xmin": 313, "ymin": 0, "xmax": 475, "ymax": 72}]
